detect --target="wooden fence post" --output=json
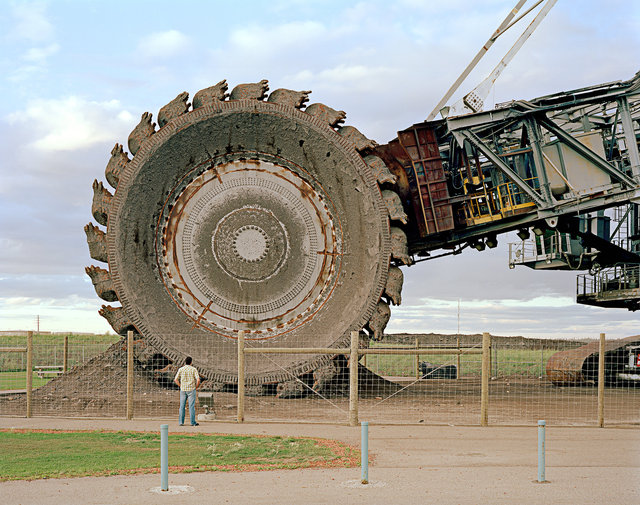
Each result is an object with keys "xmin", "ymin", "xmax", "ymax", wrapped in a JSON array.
[
  {"xmin": 492, "ymin": 341, "xmax": 498, "ymax": 378},
  {"xmin": 26, "ymin": 331, "xmax": 33, "ymax": 418},
  {"xmin": 237, "ymin": 331, "xmax": 245, "ymax": 423},
  {"xmin": 481, "ymin": 332, "xmax": 490, "ymax": 426},
  {"xmin": 63, "ymin": 335, "xmax": 69, "ymax": 373},
  {"xmin": 415, "ymin": 337, "xmax": 420, "ymax": 379},
  {"xmin": 457, "ymin": 337, "xmax": 461, "ymax": 378},
  {"xmin": 349, "ymin": 330, "xmax": 359, "ymax": 426},
  {"xmin": 598, "ymin": 332, "xmax": 605, "ymax": 428},
  {"xmin": 126, "ymin": 330, "xmax": 134, "ymax": 420}
]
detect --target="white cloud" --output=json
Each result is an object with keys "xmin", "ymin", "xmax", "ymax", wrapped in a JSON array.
[
  {"xmin": 8, "ymin": 42, "xmax": 61, "ymax": 82},
  {"xmin": 317, "ymin": 64, "xmax": 392, "ymax": 84},
  {"xmin": 387, "ymin": 292, "xmax": 638, "ymax": 340},
  {"xmin": 0, "ymin": 295, "xmax": 112, "ymax": 333},
  {"xmin": 9, "ymin": 1, "xmax": 54, "ymax": 42},
  {"xmin": 0, "ymin": 238, "xmax": 24, "ymax": 257},
  {"xmin": 420, "ymin": 296, "xmax": 576, "ymax": 310},
  {"xmin": 229, "ymin": 21, "xmax": 326, "ymax": 53},
  {"xmin": 136, "ymin": 30, "xmax": 191, "ymax": 60},
  {"xmin": 287, "ymin": 64, "xmax": 394, "ymax": 98},
  {"xmin": 23, "ymin": 42, "xmax": 59, "ymax": 63},
  {"xmin": 6, "ymin": 97, "xmax": 134, "ymax": 152},
  {"xmin": 6, "ymin": 3, "xmax": 58, "ymax": 83}
]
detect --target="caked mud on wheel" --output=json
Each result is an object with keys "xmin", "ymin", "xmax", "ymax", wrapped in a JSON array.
[{"xmin": 86, "ymin": 80, "xmax": 409, "ymax": 386}]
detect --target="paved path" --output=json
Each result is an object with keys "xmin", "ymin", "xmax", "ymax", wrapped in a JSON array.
[{"xmin": 0, "ymin": 417, "xmax": 638, "ymax": 504}]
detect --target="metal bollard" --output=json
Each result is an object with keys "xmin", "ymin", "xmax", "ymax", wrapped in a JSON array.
[
  {"xmin": 361, "ymin": 421, "xmax": 369, "ymax": 484},
  {"xmin": 161, "ymin": 424, "xmax": 169, "ymax": 491},
  {"xmin": 537, "ymin": 420, "xmax": 546, "ymax": 483}
]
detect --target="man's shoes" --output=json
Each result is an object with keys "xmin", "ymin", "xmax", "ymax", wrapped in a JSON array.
[
  {"xmin": 179, "ymin": 423, "xmax": 184, "ymax": 426},
  {"xmin": 191, "ymin": 423, "xmax": 199, "ymax": 426}
]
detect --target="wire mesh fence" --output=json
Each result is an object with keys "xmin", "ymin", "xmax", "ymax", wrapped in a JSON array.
[{"xmin": 1, "ymin": 331, "xmax": 638, "ymax": 426}]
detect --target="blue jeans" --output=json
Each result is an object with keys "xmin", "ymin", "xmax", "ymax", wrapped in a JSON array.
[{"xmin": 179, "ymin": 389, "xmax": 197, "ymax": 425}]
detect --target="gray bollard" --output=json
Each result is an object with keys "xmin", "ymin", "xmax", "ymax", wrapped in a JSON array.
[
  {"xmin": 537, "ymin": 420, "xmax": 546, "ymax": 483},
  {"xmin": 161, "ymin": 424, "xmax": 169, "ymax": 491},
  {"xmin": 361, "ymin": 421, "xmax": 369, "ymax": 484}
]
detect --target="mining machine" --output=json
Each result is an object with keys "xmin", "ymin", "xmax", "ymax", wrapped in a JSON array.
[
  {"xmin": 85, "ymin": 70, "xmax": 640, "ymax": 390},
  {"xmin": 85, "ymin": 2, "xmax": 640, "ymax": 390}
]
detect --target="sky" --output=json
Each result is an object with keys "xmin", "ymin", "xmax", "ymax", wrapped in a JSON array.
[{"xmin": 0, "ymin": 0, "xmax": 638, "ymax": 339}]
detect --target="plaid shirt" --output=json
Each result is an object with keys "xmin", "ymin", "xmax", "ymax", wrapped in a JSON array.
[{"xmin": 174, "ymin": 364, "xmax": 200, "ymax": 391}]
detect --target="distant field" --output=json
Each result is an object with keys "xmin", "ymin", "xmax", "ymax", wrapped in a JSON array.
[
  {"xmin": 0, "ymin": 371, "xmax": 50, "ymax": 391},
  {"xmin": 0, "ymin": 333, "xmax": 564, "ymax": 389},
  {"xmin": 363, "ymin": 341, "xmax": 558, "ymax": 378},
  {"xmin": 0, "ymin": 333, "xmax": 120, "ymax": 390}
]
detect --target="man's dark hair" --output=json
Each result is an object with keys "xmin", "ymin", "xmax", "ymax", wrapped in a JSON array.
[{"xmin": 185, "ymin": 356, "xmax": 192, "ymax": 365}]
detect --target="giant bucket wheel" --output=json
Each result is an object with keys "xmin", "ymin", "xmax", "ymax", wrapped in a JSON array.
[{"xmin": 86, "ymin": 81, "xmax": 409, "ymax": 384}]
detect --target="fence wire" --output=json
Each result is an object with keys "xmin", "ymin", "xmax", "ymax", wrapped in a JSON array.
[{"xmin": 1, "ymin": 332, "xmax": 638, "ymax": 426}]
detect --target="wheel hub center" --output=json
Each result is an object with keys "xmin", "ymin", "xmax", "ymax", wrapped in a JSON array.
[
  {"xmin": 212, "ymin": 207, "xmax": 287, "ymax": 282},
  {"xmin": 233, "ymin": 225, "xmax": 268, "ymax": 262}
]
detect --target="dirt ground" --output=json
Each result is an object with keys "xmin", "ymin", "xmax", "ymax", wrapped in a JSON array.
[
  {"xmin": 2, "ymin": 376, "xmax": 638, "ymax": 427},
  {"xmin": 2, "ymin": 378, "xmax": 639, "ymax": 427},
  {"xmin": 0, "ymin": 417, "xmax": 638, "ymax": 505}
]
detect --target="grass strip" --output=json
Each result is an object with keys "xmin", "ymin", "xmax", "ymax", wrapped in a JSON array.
[
  {"xmin": 0, "ymin": 371, "xmax": 50, "ymax": 390},
  {"xmin": 0, "ymin": 429, "xmax": 358, "ymax": 481}
]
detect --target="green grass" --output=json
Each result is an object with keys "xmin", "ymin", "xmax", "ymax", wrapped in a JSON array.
[
  {"xmin": 0, "ymin": 371, "xmax": 50, "ymax": 390},
  {"xmin": 363, "ymin": 342, "xmax": 559, "ymax": 378},
  {"xmin": 0, "ymin": 430, "xmax": 357, "ymax": 481}
]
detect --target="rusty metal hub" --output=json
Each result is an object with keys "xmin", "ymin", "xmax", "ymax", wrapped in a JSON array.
[{"xmin": 158, "ymin": 157, "xmax": 339, "ymax": 338}]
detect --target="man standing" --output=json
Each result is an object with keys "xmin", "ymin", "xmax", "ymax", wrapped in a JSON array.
[{"xmin": 174, "ymin": 356, "xmax": 201, "ymax": 426}]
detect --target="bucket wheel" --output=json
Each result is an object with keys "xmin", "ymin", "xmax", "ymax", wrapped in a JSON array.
[{"xmin": 85, "ymin": 80, "xmax": 410, "ymax": 385}]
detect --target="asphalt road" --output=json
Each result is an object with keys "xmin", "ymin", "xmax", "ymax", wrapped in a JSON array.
[{"xmin": 0, "ymin": 417, "xmax": 638, "ymax": 505}]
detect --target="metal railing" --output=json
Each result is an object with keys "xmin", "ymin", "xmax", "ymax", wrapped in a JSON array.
[{"xmin": 577, "ymin": 263, "xmax": 640, "ymax": 297}]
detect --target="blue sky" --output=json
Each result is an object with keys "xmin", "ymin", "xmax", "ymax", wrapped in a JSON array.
[{"xmin": 0, "ymin": 0, "xmax": 638, "ymax": 338}]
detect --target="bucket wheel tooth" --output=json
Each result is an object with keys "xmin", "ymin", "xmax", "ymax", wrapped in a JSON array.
[
  {"xmin": 158, "ymin": 92, "xmax": 190, "ymax": 128},
  {"xmin": 192, "ymin": 79, "xmax": 229, "ymax": 109},
  {"xmin": 384, "ymin": 266, "xmax": 404, "ymax": 306},
  {"xmin": 312, "ymin": 360, "xmax": 339, "ymax": 392},
  {"xmin": 84, "ymin": 223, "xmax": 108, "ymax": 263},
  {"xmin": 99, "ymin": 305, "xmax": 135, "ymax": 336},
  {"xmin": 267, "ymin": 89, "xmax": 311, "ymax": 109},
  {"xmin": 337, "ymin": 125, "xmax": 378, "ymax": 152},
  {"xmin": 105, "ymin": 143, "xmax": 129, "ymax": 190},
  {"xmin": 91, "ymin": 180, "xmax": 112, "ymax": 226},
  {"xmin": 229, "ymin": 79, "xmax": 269, "ymax": 101},
  {"xmin": 382, "ymin": 190, "xmax": 408, "ymax": 224},
  {"xmin": 364, "ymin": 154, "xmax": 397, "ymax": 185},
  {"xmin": 85, "ymin": 266, "xmax": 118, "ymax": 302},
  {"xmin": 367, "ymin": 300, "xmax": 391, "ymax": 341},
  {"xmin": 305, "ymin": 103, "xmax": 346, "ymax": 128},
  {"xmin": 391, "ymin": 227, "xmax": 412, "ymax": 265},
  {"xmin": 127, "ymin": 112, "xmax": 155, "ymax": 156}
]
